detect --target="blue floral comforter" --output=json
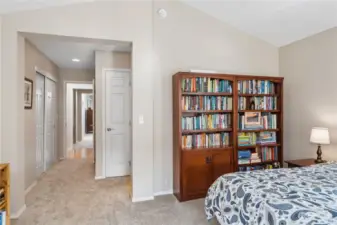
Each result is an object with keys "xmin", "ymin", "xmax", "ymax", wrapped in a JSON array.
[{"xmin": 205, "ymin": 163, "xmax": 337, "ymax": 225}]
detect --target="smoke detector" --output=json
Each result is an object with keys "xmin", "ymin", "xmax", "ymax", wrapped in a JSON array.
[{"xmin": 157, "ymin": 8, "xmax": 167, "ymax": 18}]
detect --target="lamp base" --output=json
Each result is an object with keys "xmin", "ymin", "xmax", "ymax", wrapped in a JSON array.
[
  {"xmin": 315, "ymin": 159, "xmax": 327, "ymax": 164},
  {"xmin": 315, "ymin": 145, "xmax": 326, "ymax": 164}
]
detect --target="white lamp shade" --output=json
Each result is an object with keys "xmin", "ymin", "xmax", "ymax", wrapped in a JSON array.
[{"xmin": 310, "ymin": 127, "xmax": 330, "ymax": 145}]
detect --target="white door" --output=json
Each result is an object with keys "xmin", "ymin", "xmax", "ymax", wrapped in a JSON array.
[
  {"xmin": 45, "ymin": 78, "xmax": 57, "ymax": 170},
  {"xmin": 105, "ymin": 70, "xmax": 131, "ymax": 177},
  {"xmin": 36, "ymin": 73, "xmax": 45, "ymax": 176}
]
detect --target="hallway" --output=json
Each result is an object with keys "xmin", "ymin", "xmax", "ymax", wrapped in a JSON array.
[{"xmin": 11, "ymin": 152, "xmax": 208, "ymax": 225}]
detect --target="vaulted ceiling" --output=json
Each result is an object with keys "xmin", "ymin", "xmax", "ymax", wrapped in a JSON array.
[{"xmin": 1, "ymin": 0, "xmax": 336, "ymax": 46}]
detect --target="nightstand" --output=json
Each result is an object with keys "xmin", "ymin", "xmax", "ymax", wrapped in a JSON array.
[{"xmin": 285, "ymin": 158, "xmax": 316, "ymax": 168}]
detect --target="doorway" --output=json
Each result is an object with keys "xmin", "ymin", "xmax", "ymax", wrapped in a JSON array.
[
  {"xmin": 103, "ymin": 69, "xmax": 132, "ymax": 178},
  {"xmin": 64, "ymin": 82, "xmax": 93, "ymax": 159}
]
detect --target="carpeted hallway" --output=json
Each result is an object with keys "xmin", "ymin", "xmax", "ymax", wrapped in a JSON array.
[{"xmin": 12, "ymin": 157, "xmax": 211, "ymax": 225}]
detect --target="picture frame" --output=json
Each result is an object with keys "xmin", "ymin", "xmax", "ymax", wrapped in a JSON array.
[
  {"xmin": 244, "ymin": 112, "xmax": 261, "ymax": 126},
  {"xmin": 24, "ymin": 77, "xmax": 33, "ymax": 109}
]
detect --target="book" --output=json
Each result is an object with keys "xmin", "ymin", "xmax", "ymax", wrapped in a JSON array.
[
  {"xmin": 182, "ymin": 114, "xmax": 231, "ymax": 130},
  {"xmin": 182, "ymin": 132, "xmax": 230, "ymax": 149},
  {"xmin": 259, "ymin": 147, "xmax": 278, "ymax": 161},
  {"xmin": 238, "ymin": 132, "xmax": 257, "ymax": 146},
  {"xmin": 0, "ymin": 211, "xmax": 6, "ymax": 225},
  {"xmin": 257, "ymin": 131, "xmax": 277, "ymax": 144},
  {"xmin": 238, "ymin": 96, "xmax": 277, "ymax": 110},
  {"xmin": 181, "ymin": 96, "xmax": 232, "ymax": 111},
  {"xmin": 238, "ymin": 113, "xmax": 277, "ymax": 130},
  {"xmin": 181, "ymin": 78, "xmax": 232, "ymax": 93},
  {"xmin": 238, "ymin": 80, "xmax": 275, "ymax": 94}
]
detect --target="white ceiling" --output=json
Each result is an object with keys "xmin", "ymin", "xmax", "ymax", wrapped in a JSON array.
[
  {"xmin": 182, "ymin": 0, "xmax": 337, "ymax": 46},
  {"xmin": 23, "ymin": 33, "xmax": 132, "ymax": 69},
  {"xmin": 1, "ymin": 0, "xmax": 337, "ymax": 46}
]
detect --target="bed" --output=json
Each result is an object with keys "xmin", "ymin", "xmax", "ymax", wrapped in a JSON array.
[{"xmin": 205, "ymin": 163, "xmax": 337, "ymax": 225}]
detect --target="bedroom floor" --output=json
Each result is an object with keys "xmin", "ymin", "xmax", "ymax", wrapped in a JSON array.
[{"xmin": 12, "ymin": 155, "xmax": 212, "ymax": 225}]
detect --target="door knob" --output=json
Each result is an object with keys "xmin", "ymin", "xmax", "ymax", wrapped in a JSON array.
[{"xmin": 107, "ymin": 128, "xmax": 112, "ymax": 131}]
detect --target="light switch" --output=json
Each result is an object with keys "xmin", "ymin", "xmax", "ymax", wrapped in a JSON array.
[{"xmin": 139, "ymin": 115, "xmax": 144, "ymax": 124}]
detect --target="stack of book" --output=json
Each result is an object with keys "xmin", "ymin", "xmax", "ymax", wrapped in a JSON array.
[
  {"xmin": 181, "ymin": 96, "xmax": 233, "ymax": 111},
  {"xmin": 238, "ymin": 150, "xmax": 251, "ymax": 165},
  {"xmin": 238, "ymin": 115, "xmax": 263, "ymax": 130},
  {"xmin": 257, "ymin": 131, "xmax": 276, "ymax": 144},
  {"xmin": 239, "ymin": 166, "xmax": 264, "ymax": 171},
  {"xmin": 238, "ymin": 97, "xmax": 277, "ymax": 110},
  {"xmin": 238, "ymin": 132, "xmax": 256, "ymax": 146},
  {"xmin": 260, "ymin": 147, "xmax": 278, "ymax": 161},
  {"xmin": 250, "ymin": 152, "xmax": 261, "ymax": 163},
  {"xmin": 182, "ymin": 114, "xmax": 231, "ymax": 130},
  {"xmin": 182, "ymin": 132, "xmax": 230, "ymax": 149},
  {"xmin": 181, "ymin": 78, "xmax": 232, "ymax": 93},
  {"xmin": 238, "ymin": 80, "xmax": 275, "ymax": 94}
]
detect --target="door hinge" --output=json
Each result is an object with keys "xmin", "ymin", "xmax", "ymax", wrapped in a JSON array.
[
  {"xmin": 129, "ymin": 120, "xmax": 132, "ymax": 126},
  {"xmin": 129, "ymin": 81, "xmax": 132, "ymax": 87}
]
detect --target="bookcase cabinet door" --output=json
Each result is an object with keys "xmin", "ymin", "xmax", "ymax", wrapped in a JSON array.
[
  {"xmin": 212, "ymin": 150, "xmax": 232, "ymax": 182},
  {"xmin": 182, "ymin": 151, "xmax": 212, "ymax": 199}
]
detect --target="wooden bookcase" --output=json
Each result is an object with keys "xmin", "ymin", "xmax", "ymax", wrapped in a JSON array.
[
  {"xmin": 0, "ymin": 164, "xmax": 10, "ymax": 224},
  {"xmin": 172, "ymin": 72, "xmax": 283, "ymax": 202}
]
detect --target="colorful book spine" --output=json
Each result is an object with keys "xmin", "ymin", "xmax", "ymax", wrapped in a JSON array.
[
  {"xmin": 237, "ymin": 80, "xmax": 275, "ymax": 94},
  {"xmin": 182, "ymin": 132, "xmax": 230, "ymax": 149},
  {"xmin": 238, "ymin": 113, "xmax": 277, "ymax": 129},
  {"xmin": 181, "ymin": 78, "xmax": 232, "ymax": 93},
  {"xmin": 238, "ymin": 97, "xmax": 277, "ymax": 110},
  {"xmin": 260, "ymin": 147, "xmax": 278, "ymax": 161},
  {"xmin": 238, "ymin": 132, "xmax": 257, "ymax": 146},
  {"xmin": 181, "ymin": 96, "xmax": 232, "ymax": 111},
  {"xmin": 182, "ymin": 114, "xmax": 231, "ymax": 130}
]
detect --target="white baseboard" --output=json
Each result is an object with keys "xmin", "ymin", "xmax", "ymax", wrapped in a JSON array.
[
  {"xmin": 94, "ymin": 176, "xmax": 105, "ymax": 180},
  {"xmin": 132, "ymin": 196, "xmax": 154, "ymax": 202},
  {"xmin": 10, "ymin": 204, "xmax": 26, "ymax": 219},
  {"xmin": 154, "ymin": 190, "xmax": 173, "ymax": 197},
  {"xmin": 25, "ymin": 181, "xmax": 37, "ymax": 195}
]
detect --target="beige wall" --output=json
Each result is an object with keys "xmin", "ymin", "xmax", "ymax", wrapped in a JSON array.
[
  {"xmin": 280, "ymin": 27, "xmax": 337, "ymax": 162},
  {"xmin": 58, "ymin": 68, "xmax": 94, "ymax": 158},
  {"xmin": 24, "ymin": 40, "xmax": 60, "ymax": 189},
  {"xmin": 152, "ymin": 1, "xmax": 278, "ymax": 193},
  {"xmin": 0, "ymin": 16, "xmax": 2, "ymax": 163},
  {"xmin": 95, "ymin": 51, "xmax": 131, "ymax": 178},
  {"xmin": 0, "ymin": 1, "xmax": 278, "ymax": 213}
]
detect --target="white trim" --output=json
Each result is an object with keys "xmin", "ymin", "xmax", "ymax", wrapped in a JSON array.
[
  {"xmin": 132, "ymin": 196, "xmax": 154, "ymax": 203},
  {"xmin": 102, "ymin": 68, "xmax": 132, "ymax": 179},
  {"xmin": 10, "ymin": 204, "xmax": 26, "ymax": 219},
  {"xmin": 94, "ymin": 176, "xmax": 105, "ymax": 180},
  {"xmin": 35, "ymin": 66, "xmax": 58, "ymax": 82},
  {"xmin": 154, "ymin": 190, "xmax": 173, "ymax": 197},
  {"xmin": 25, "ymin": 181, "xmax": 37, "ymax": 195}
]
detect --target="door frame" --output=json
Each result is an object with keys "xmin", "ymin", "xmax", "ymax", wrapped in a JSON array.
[
  {"xmin": 102, "ymin": 68, "xmax": 132, "ymax": 179},
  {"xmin": 63, "ymin": 81, "xmax": 93, "ymax": 159}
]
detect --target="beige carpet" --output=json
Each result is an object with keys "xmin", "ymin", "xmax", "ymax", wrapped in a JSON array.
[{"xmin": 12, "ymin": 159, "xmax": 213, "ymax": 225}]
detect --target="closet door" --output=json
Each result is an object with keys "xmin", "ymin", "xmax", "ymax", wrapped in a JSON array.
[
  {"xmin": 45, "ymin": 78, "xmax": 57, "ymax": 170},
  {"xmin": 36, "ymin": 73, "xmax": 45, "ymax": 176}
]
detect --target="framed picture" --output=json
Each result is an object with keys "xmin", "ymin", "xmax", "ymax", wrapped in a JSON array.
[
  {"xmin": 24, "ymin": 77, "xmax": 33, "ymax": 109},
  {"xmin": 244, "ymin": 112, "xmax": 261, "ymax": 126}
]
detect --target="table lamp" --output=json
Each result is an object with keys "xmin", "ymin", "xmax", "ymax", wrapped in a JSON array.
[{"xmin": 310, "ymin": 127, "xmax": 330, "ymax": 163}]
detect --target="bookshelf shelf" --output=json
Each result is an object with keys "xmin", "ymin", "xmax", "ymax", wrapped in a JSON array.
[
  {"xmin": 182, "ymin": 146, "xmax": 233, "ymax": 151},
  {"xmin": 238, "ymin": 94, "xmax": 279, "ymax": 97},
  {"xmin": 173, "ymin": 72, "xmax": 283, "ymax": 202},
  {"xmin": 238, "ymin": 129, "xmax": 279, "ymax": 132},
  {"xmin": 182, "ymin": 110, "xmax": 232, "ymax": 114},
  {"xmin": 237, "ymin": 144, "xmax": 281, "ymax": 149},
  {"xmin": 238, "ymin": 160, "xmax": 277, "ymax": 167},
  {"xmin": 238, "ymin": 110, "xmax": 280, "ymax": 113},
  {"xmin": 182, "ymin": 128, "xmax": 232, "ymax": 134},
  {"xmin": 182, "ymin": 92, "xmax": 232, "ymax": 96}
]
